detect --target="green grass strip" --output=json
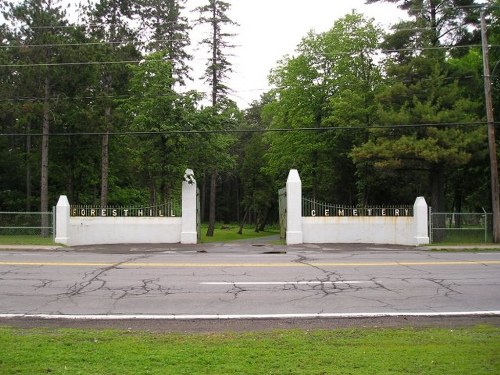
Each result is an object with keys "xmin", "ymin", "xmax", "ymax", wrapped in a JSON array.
[
  {"xmin": 200, "ymin": 224, "xmax": 279, "ymax": 243},
  {"xmin": 0, "ymin": 235, "xmax": 56, "ymax": 246},
  {"xmin": 0, "ymin": 326, "xmax": 498, "ymax": 374}
]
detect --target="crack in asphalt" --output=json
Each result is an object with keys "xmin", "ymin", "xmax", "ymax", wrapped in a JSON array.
[
  {"xmin": 33, "ymin": 278, "xmax": 54, "ymax": 290},
  {"xmin": 66, "ymin": 255, "xmax": 151, "ymax": 297},
  {"xmin": 427, "ymin": 278, "xmax": 462, "ymax": 298},
  {"xmin": 289, "ymin": 254, "xmax": 365, "ymax": 300}
]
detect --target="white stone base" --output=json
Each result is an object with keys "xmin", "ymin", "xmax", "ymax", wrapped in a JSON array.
[{"xmin": 286, "ymin": 231, "xmax": 303, "ymax": 245}]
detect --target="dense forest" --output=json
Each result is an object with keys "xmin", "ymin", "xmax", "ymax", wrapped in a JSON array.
[{"xmin": 0, "ymin": 0, "xmax": 499, "ymax": 234}]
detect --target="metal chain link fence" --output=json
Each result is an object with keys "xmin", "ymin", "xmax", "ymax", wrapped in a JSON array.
[
  {"xmin": 429, "ymin": 211, "xmax": 492, "ymax": 243},
  {"xmin": 0, "ymin": 210, "xmax": 54, "ymax": 237}
]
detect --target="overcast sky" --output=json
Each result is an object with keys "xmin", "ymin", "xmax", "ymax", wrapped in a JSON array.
[
  {"xmin": 61, "ymin": 0, "xmax": 407, "ymax": 108},
  {"xmin": 186, "ymin": 0, "xmax": 408, "ymax": 108}
]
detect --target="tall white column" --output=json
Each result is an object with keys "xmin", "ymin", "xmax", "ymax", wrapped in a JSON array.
[
  {"xmin": 414, "ymin": 196, "xmax": 430, "ymax": 245},
  {"xmin": 55, "ymin": 195, "xmax": 70, "ymax": 245},
  {"xmin": 286, "ymin": 169, "xmax": 303, "ymax": 245},
  {"xmin": 181, "ymin": 169, "xmax": 198, "ymax": 244}
]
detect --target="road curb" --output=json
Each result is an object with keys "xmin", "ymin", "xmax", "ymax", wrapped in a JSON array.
[{"xmin": 1, "ymin": 311, "xmax": 500, "ymax": 320}]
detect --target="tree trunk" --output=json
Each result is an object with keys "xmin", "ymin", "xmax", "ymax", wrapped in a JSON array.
[
  {"xmin": 237, "ymin": 207, "xmax": 249, "ymax": 235},
  {"xmin": 257, "ymin": 208, "xmax": 270, "ymax": 232},
  {"xmin": 211, "ymin": 3, "xmax": 217, "ymax": 108},
  {"xmin": 431, "ymin": 167, "xmax": 446, "ymax": 242},
  {"xmin": 40, "ymin": 76, "xmax": 50, "ymax": 237},
  {"xmin": 431, "ymin": 168, "xmax": 445, "ymax": 212},
  {"xmin": 206, "ymin": 170, "xmax": 217, "ymax": 237},
  {"xmin": 26, "ymin": 124, "xmax": 32, "ymax": 212},
  {"xmin": 100, "ymin": 106, "xmax": 110, "ymax": 207},
  {"xmin": 200, "ymin": 173, "xmax": 206, "ymax": 222}
]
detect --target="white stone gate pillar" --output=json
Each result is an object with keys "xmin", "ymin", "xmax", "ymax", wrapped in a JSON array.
[
  {"xmin": 181, "ymin": 169, "xmax": 198, "ymax": 244},
  {"xmin": 414, "ymin": 196, "xmax": 430, "ymax": 245},
  {"xmin": 55, "ymin": 195, "xmax": 70, "ymax": 245},
  {"xmin": 286, "ymin": 169, "xmax": 303, "ymax": 245}
]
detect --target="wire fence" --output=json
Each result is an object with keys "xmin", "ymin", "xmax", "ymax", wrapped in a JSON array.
[
  {"xmin": 429, "ymin": 211, "xmax": 492, "ymax": 243},
  {"xmin": 0, "ymin": 210, "xmax": 54, "ymax": 236},
  {"xmin": 302, "ymin": 197, "xmax": 413, "ymax": 217}
]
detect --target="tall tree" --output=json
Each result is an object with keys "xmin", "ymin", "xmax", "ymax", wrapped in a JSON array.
[
  {"xmin": 367, "ymin": 0, "xmax": 481, "ymax": 48},
  {"xmin": 1, "ymin": 0, "xmax": 73, "ymax": 235},
  {"xmin": 263, "ymin": 13, "xmax": 383, "ymax": 203},
  {"xmin": 136, "ymin": 0, "xmax": 192, "ymax": 86},
  {"xmin": 85, "ymin": 0, "xmax": 139, "ymax": 207},
  {"xmin": 195, "ymin": 0, "xmax": 238, "ymax": 236},
  {"xmin": 352, "ymin": 0, "xmax": 487, "ymax": 211},
  {"xmin": 122, "ymin": 52, "xmax": 199, "ymax": 204}
]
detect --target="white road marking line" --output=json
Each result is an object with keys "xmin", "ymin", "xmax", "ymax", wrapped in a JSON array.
[
  {"xmin": 0, "ymin": 311, "xmax": 499, "ymax": 320},
  {"xmin": 200, "ymin": 281, "xmax": 367, "ymax": 285}
]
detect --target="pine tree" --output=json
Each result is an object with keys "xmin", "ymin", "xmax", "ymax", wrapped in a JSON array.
[
  {"xmin": 137, "ymin": 0, "xmax": 192, "ymax": 86},
  {"xmin": 2, "ymin": 0, "xmax": 74, "ymax": 235},
  {"xmin": 85, "ymin": 0, "xmax": 140, "ymax": 207},
  {"xmin": 195, "ymin": 0, "xmax": 238, "ymax": 236}
]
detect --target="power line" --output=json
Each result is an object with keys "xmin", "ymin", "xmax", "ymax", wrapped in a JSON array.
[
  {"xmin": 1, "ymin": 43, "xmax": 496, "ymax": 69},
  {"xmin": 0, "ymin": 37, "xmax": 191, "ymax": 49},
  {"xmin": 0, "ymin": 122, "xmax": 488, "ymax": 138},
  {"xmin": 0, "ymin": 59, "xmax": 164, "ymax": 68},
  {"xmin": 5, "ymin": 20, "xmax": 181, "ymax": 30}
]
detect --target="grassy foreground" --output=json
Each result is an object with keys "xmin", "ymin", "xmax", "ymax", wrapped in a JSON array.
[{"xmin": 0, "ymin": 326, "xmax": 498, "ymax": 374}]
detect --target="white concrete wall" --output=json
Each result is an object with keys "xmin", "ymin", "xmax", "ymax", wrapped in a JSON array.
[
  {"xmin": 285, "ymin": 170, "xmax": 430, "ymax": 246},
  {"xmin": 55, "ymin": 169, "xmax": 198, "ymax": 246},
  {"xmin": 67, "ymin": 217, "xmax": 182, "ymax": 246},
  {"xmin": 302, "ymin": 216, "xmax": 415, "ymax": 245}
]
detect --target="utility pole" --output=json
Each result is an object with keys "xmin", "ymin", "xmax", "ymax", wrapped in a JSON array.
[{"xmin": 481, "ymin": 10, "xmax": 500, "ymax": 243}]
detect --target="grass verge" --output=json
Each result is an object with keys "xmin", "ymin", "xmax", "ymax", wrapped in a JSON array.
[
  {"xmin": 200, "ymin": 223, "xmax": 279, "ymax": 243},
  {"xmin": 0, "ymin": 326, "xmax": 498, "ymax": 374},
  {"xmin": 0, "ymin": 235, "xmax": 56, "ymax": 246}
]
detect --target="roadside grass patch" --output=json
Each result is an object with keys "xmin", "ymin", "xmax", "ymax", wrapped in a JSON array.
[
  {"xmin": 200, "ymin": 223, "xmax": 279, "ymax": 243},
  {"xmin": 0, "ymin": 326, "xmax": 498, "ymax": 374},
  {"xmin": 0, "ymin": 235, "xmax": 56, "ymax": 246}
]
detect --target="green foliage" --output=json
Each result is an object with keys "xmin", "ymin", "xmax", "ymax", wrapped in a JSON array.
[
  {"xmin": 122, "ymin": 52, "xmax": 192, "ymax": 202},
  {"xmin": 0, "ymin": 0, "xmax": 495, "ymax": 223},
  {"xmin": 264, "ymin": 13, "xmax": 383, "ymax": 202}
]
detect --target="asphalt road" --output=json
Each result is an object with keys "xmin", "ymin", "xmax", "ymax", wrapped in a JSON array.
[{"xmin": 1, "ymin": 243, "xmax": 499, "ymax": 326}]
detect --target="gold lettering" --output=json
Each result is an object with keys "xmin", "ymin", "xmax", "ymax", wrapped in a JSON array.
[
  {"xmin": 90, "ymin": 209, "xmax": 96, "ymax": 217},
  {"xmin": 170, "ymin": 209, "xmax": 175, "ymax": 217},
  {"xmin": 159, "ymin": 210, "xmax": 164, "ymax": 217},
  {"xmin": 395, "ymin": 209, "xmax": 400, "ymax": 216},
  {"xmin": 311, "ymin": 210, "xmax": 316, "ymax": 217},
  {"xmin": 382, "ymin": 209, "xmax": 386, "ymax": 216},
  {"xmin": 325, "ymin": 209, "xmax": 329, "ymax": 216},
  {"xmin": 112, "ymin": 209, "xmax": 118, "ymax": 217},
  {"xmin": 138, "ymin": 210, "xmax": 144, "ymax": 217},
  {"xmin": 338, "ymin": 209, "xmax": 345, "ymax": 216},
  {"xmin": 101, "ymin": 209, "xmax": 106, "ymax": 217},
  {"xmin": 353, "ymin": 209, "xmax": 358, "ymax": 216},
  {"xmin": 405, "ymin": 209, "xmax": 409, "ymax": 216},
  {"xmin": 80, "ymin": 209, "xmax": 86, "ymax": 216}
]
